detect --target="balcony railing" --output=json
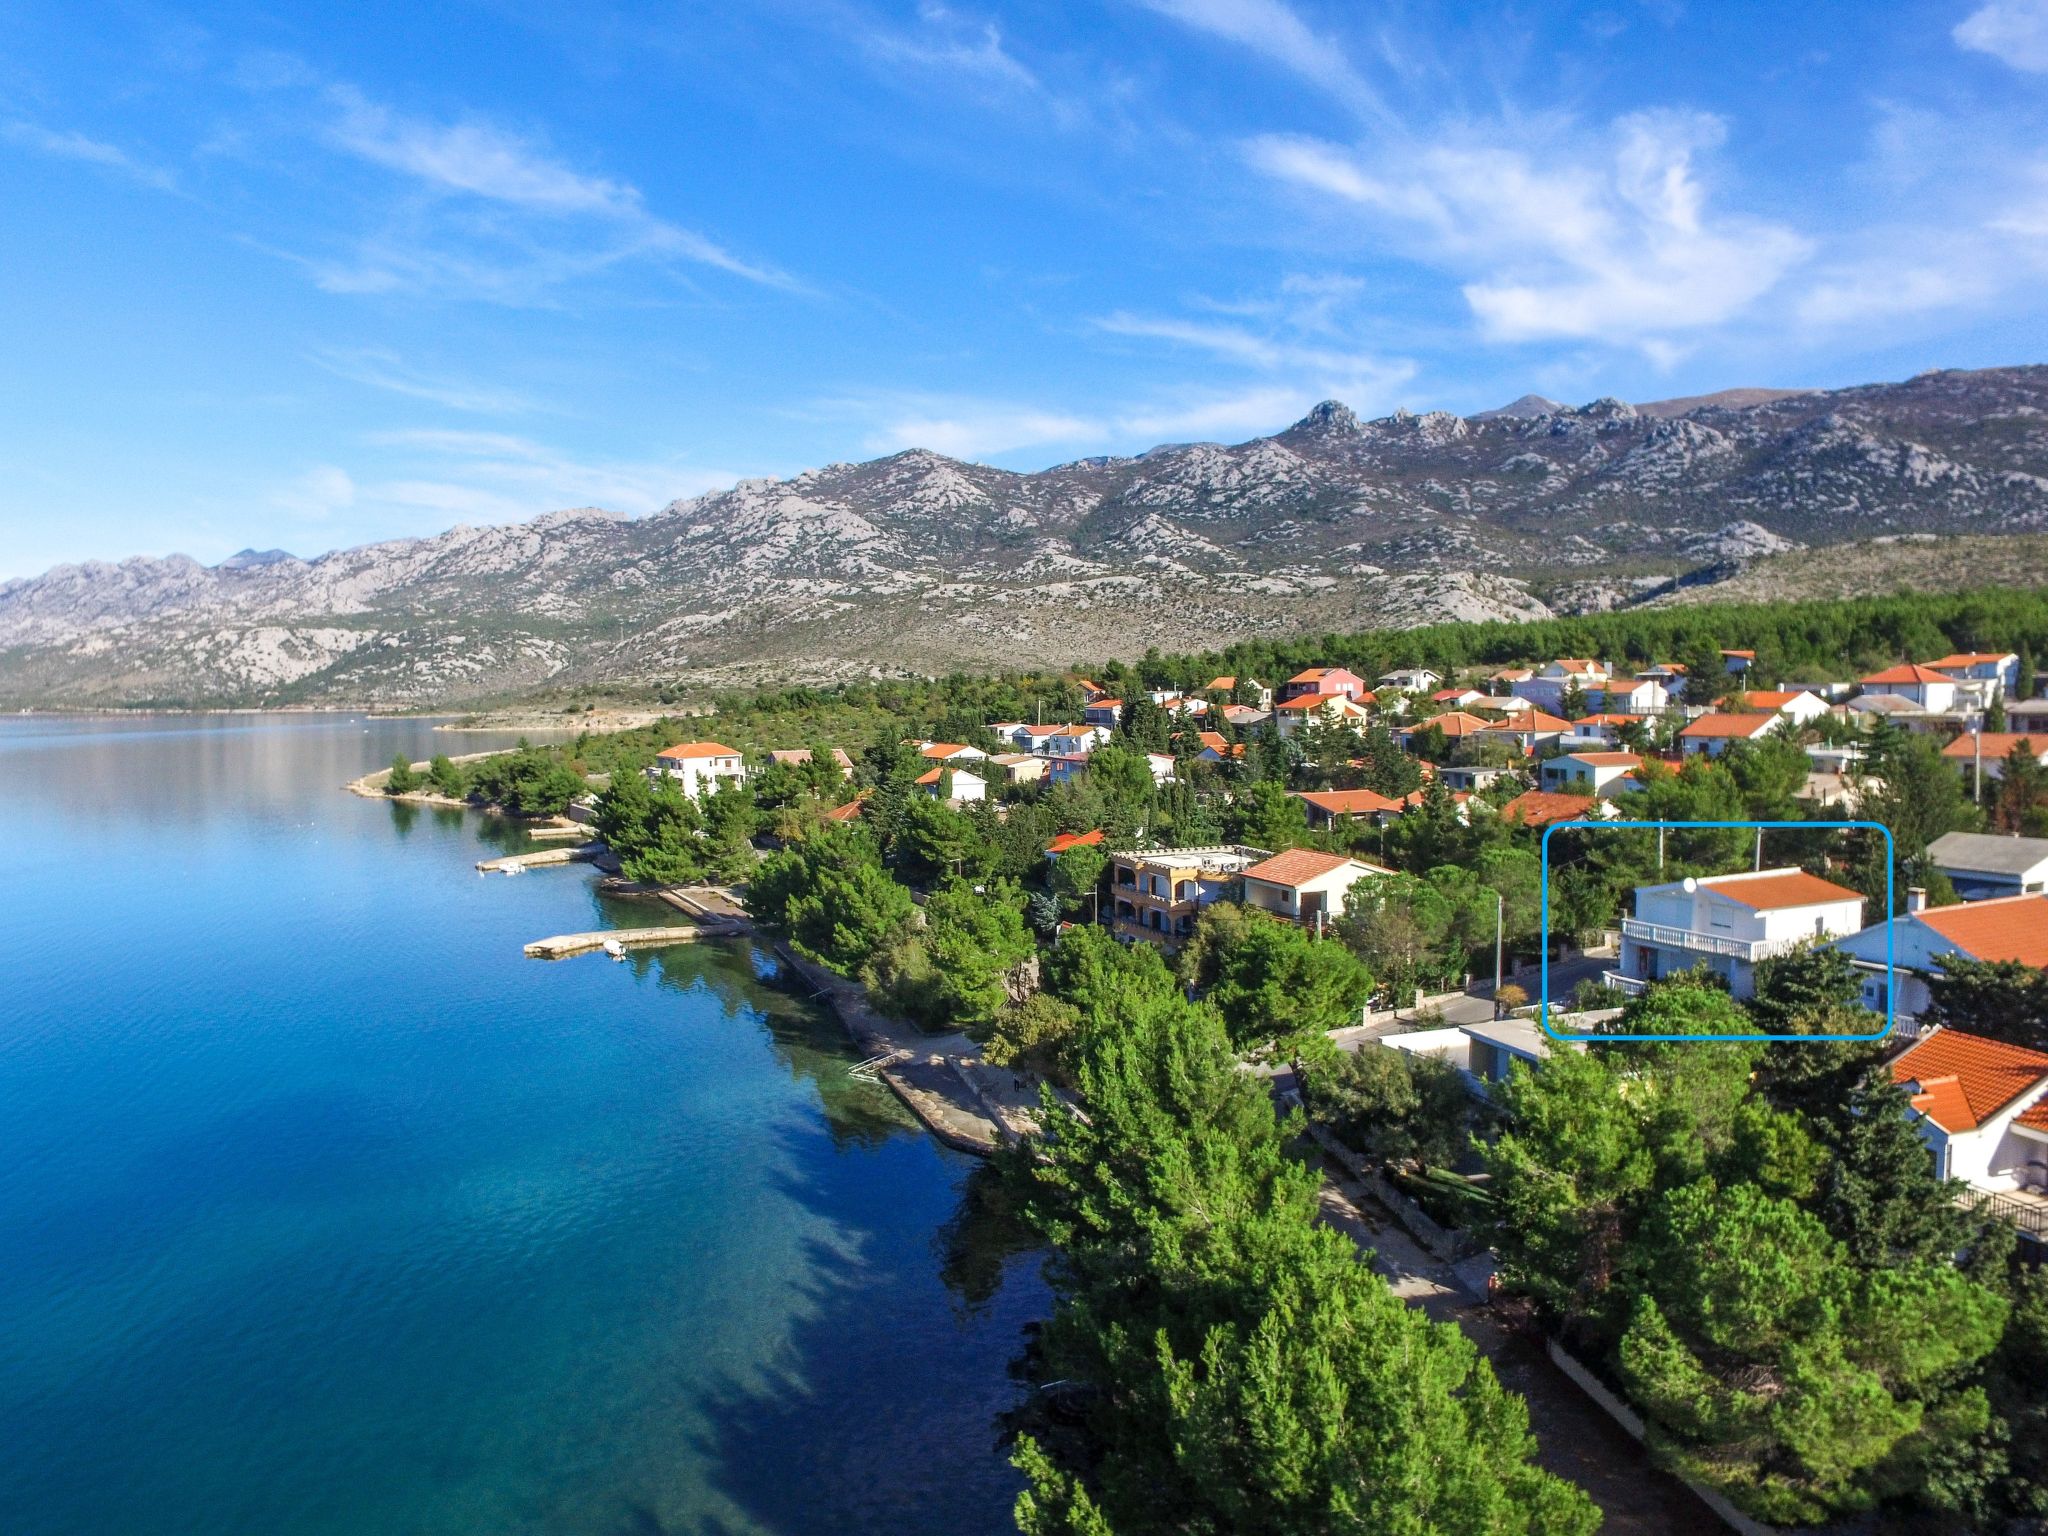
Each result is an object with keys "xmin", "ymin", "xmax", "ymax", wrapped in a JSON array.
[
  {"xmin": 1619, "ymin": 917, "xmax": 1808, "ymax": 965},
  {"xmin": 1601, "ymin": 970, "xmax": 1649, "ymax": 997},
  {"xmin": 1969, "ymin": 1188, "xmax": 2048, "ymax": 1240}
]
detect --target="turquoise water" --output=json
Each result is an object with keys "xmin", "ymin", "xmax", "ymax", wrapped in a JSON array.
[{"xmin": 0, "ymin": 714, "xmax": 1042, "ymax": 1535}]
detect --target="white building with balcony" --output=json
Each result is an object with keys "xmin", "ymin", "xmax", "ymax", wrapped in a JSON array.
[{"xmin": 1605, "ymin": 866, "xmax": 1867, "ymax": 1001}]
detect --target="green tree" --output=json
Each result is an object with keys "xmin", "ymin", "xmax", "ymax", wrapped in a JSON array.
[
  {"xmin": 1204, "ymin": 916, "xmax": 1374, "ymax": 1061},
  {"xmin": 917, "ymin": 879, "xmax": 1036, "ymax": 1028},
  {"xmin": 1995, "ymin": 741, "xmax": 2046, "ymax": 835},
  {"xmin": 1225, "ymin": 778, "xmax": 1309, "ymax": 851},
  {"xmin": 427, "ymin": 753, "xmax": 465, "ymax": 797},
  {"xmin": 619, "ymin": 778, "xmax": 704, "ymax": 886},
  {"xmin": 1747, "ymin": 941, "xmax": 1861, "ymax": 1035},
  {"xmin": 1049, "ymin": 842, "xmax": 1107, "ymax": 920},
  {"xmin": 696, "ymin": 782, "xmax": 759, "ymax": 885},
  {"xmin": 1921, "ymin": 955, "xmax": 2048, "ymax": 1049},
  {"xmin": 1307, "ymin": 1045, "xmax": 1472, "ymax": 1170},
  {"xmin": 384, "ymin": 754, "xmax": 419, "ymax": 795},
  {"xmin": 1354, "ymin": 722, "xmax": 1423, "ymax": 796}
]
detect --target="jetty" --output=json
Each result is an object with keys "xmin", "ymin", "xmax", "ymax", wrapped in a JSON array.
[
  {"xmin": 476, "ymin": 842, "xmax": 604, "ymax": 874},
  {"xmin": 523, "ymin": 923, "xmax": 744, "ymax": 960}
]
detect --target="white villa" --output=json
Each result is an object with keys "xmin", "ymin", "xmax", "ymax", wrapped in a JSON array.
[
  {"xmin": 1606, "ymin": 867, "xmax": 1867, "ymax": 1000},
  {"xmin": 649, "ymin": 741, "xmax": 748, "ymax": 800},
  {"xmin": 1889, "ymin": 1028, "xmax": 2048, "ymax": 1244},
  {"xmin": 1240, "ymin": 849, "xmax": 1390, "ymax": 927},
  {"xmin": 1539, "ymin": 751, "xmax": 1642, "ymax": 798}
]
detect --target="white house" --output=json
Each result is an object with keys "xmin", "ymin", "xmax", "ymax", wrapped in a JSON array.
[
  {"xmin": 649, "ymin": 741, "xmax": 748, "ymax": 799},
  {"xmin": 1607, "ymin": 867, "xmax": 1866, "ymax": 1001},
  {"xmin": 1377, "ymin": 667, "xmax": 1442, "ymax": 693},
  {"xmin": 1589, "ymin": 676, "xmax": 1670, "ymax": 714},
  {"xmin": 1273, "ymin": 691, "xmax": 1371, "ymax": 738},
  {"xmin": 1926, "ymin": 651, "xmax": 2022, "ymax": 702},
  {"xmin": 1943, "ymin": 732, "xmax": 2048, "ymax": 782},
  {"xmin": 1204, "ymin": 675, "xmax": 1272, "ymax": 707},
  {"xmin": 1928, "ymin": 832, "xmax": 2048, "ymax": 900},
  {"xmin": 1510, "ymin": 659, "xmax": 1610, "ymax": 714},
  {"xmin": 1721, "ymin": 688, "xmax": 1830, "ymax": 726},
  {"xmin": 1240, "ymin": 849, "xmax": 1391, "ymax": 927},
  {"xmin": 920, "ymin": 741, "xmax": 989, "ymax": 763},
  {"xmin": 915, "ymin": 763, "xmax": 986, "ymax": 802},
  {"xmin": 1888, "ymin": 1029, "xmax": 2048, "ymax": 1231},
  {"xmin": 1431, "ymin": 686, "xmax": 1491, "ymax": 711},
  {"xmin": 1677, "ymin": 711, "xmax": 1784, "ymax": 757},
  {"xmin": 1540, "ymin": 751, "xmax": 1643, "ymax": 798},
  {"xmin": 1562, "ymin": 712, "xmax": 1644, "ymax": 750},
  {"xmin": 1483, "ymin": 711, "xmax": 1571, "ymax": 755},
  {"xmin": 1836, "ymin": 891, "xmax": 2048, "ymax": 1024},
  {"xmin": 1860, "ymin": 664, "xmax": 1961, "ymax": 712},
  {"xmin": 1031, "ymin": 725, "xmax": 1104, "ymax": 758}
]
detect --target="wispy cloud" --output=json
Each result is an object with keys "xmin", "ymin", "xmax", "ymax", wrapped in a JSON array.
[
  {"xmin": 272, "ymin": 464, "xmax": 357, "ymax": 522},
  {"xmin": 2, "ymin": 120, "xmax": 177, "ymax": 191},
  {"xmin": 307, "ymin": 346, "xmax": 539, "ymax": 413},
  {"xmin": 1956, "ymin": 0, "xmax": 2048, "ymax": 71},
  {"xmin": 864, "ymin": 4, "xmax": 1041, "ymax": 94},
  {"xmin": 1246, "ymin": 111, "xmax": 1809, "ymax": 355},
  {"xmin": 233, "ymin": 64, "xmax": 797, "ymax": 303},
  {"xmin": 1133, "ymin": 0, "xmax": 1390, "ymax": 124}
]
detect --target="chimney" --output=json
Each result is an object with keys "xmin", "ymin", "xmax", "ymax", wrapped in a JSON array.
[{"xmin": 1907, "ymin": 886, "xmax": 1928, "ymax": 914}]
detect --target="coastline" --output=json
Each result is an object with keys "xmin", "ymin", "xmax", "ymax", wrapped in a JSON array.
[{"xmin": 347, "ymin": 762, "xmax": 1027, "ymax": 1158}]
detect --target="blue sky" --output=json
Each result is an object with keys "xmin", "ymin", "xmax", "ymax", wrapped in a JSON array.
[{"xmin": 7, "ymin": 0, "xmax": 2048, "ymax": 576}]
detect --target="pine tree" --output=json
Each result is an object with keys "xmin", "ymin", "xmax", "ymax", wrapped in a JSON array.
[{"xmin": 384, "ymin": 754, "xmax": 419, "ymax": 795}]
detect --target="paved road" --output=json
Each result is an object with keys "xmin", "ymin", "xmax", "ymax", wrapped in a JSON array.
[{"xmin": 1315, "ymin": 1166, "xmax": 1723, "ymax": 1536}]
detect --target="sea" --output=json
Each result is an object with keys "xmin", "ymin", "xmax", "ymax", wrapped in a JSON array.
[{"xmin": 0, "ymin": 712, "xmax": 1043, "ymax": 1536}]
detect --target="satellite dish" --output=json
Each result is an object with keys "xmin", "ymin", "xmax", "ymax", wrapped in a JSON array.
[{"xmin": 1681, "ymin": 876, "xmax": 1698, "ymax": 893}]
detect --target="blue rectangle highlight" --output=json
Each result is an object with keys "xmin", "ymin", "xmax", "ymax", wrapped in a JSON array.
[{"xmin": 1537, "ymin": 818, "xmax": 1896, "ymax": 1044}]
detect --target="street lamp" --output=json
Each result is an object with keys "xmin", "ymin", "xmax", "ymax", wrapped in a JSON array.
[{"xmin": 1493, "ymin": 888, "xmax": 1504, "ymax": 1015}]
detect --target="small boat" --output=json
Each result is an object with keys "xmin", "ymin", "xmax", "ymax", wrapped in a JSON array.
[{"xmin": 602, "ymin": 938, "xmax": 627, "ymax": 961}]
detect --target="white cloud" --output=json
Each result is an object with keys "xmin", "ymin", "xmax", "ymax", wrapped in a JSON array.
[
  {"xmin": 1246, "ymin": 111, "xmax": 1810, "ymax": 352},
  {"xmin": 1956, "ymin": 0, "xmax": 2048, "ymax": 71},
  {"xmin": 2, "ymin": 120, "xmax": 177, "ymax": 190},
  {"xmin": 1135, "ymin": 0, "xmax": 1388, "ymax": 122},
  {"xmin": 307, "ymin": 347, "xmax": 538, "ymax": 413},
  {"xmin": 237, "ymin": 67, "xmax": 795, "ymax": 301}
]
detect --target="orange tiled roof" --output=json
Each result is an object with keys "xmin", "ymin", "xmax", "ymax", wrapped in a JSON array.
[
  {"xmin": 1275, "ymin": 692, "xmax": 1364, "ymax": 713},
  {"xmin": 1046, "ymin": 829, "xmax": 1106, "ymax": 854},
  {"xmin": 1296, "ymin": 788, "xmax": 1407, "ymax": 817},
  {"xmin": 1490, "ymin": 709, "xmax": 1571, "ymax": 732},
  {"xmin": 1719, "ymin": 689, "xmax": 1811, "ymax": 710},
  {"xmin": 1576, "ymin": 713, "xmax": 1644, "ymax": 727},
  {"xmin": 1205, "ymin": 676, "xmax": 1236, "ymax": 690},
  {"xmin": 1500, "ymin": 790, "xmax": 1598, "ymax": 827},
  {"xmin": 1414, "ymin": 710, "xmax": 1495, "ymax": 736},
  {"xmin": 1943, "ymin": 733, "xmax": 2048, "ymax": 761},
  {"xmin": 1565, "ymin": 751, "xmax": 1641, "ymax": 767},
  {"xmin": 1699, "ymin": 869, "xmax": 1864, "ymax": 910},
  {"xmin": 1892, "ymin": 1028, "xmax": 2048, "ymax": 1133},
  {"xmin": 1679, "ymin": 712, "xmax": 1779, "ymax": 739},
  {"xmin": 1862, "ymin": 663, "xmax": 1953, "ymax": 685},
  {"xmin": 657, "ymin": 741, "xmax": 741, "ymax": 760},
  {"xmin": 825, "ymin": 794, "xmax": 867, "ymax": 822},
  {"xmin": 1243, "ymin": 848, "xmax": 1360, "ymax": 887},
  {"xmin": 1288, "ymin": 667, "xmax": 1333, "ymax": 683},
  {"xmin": 922, "ymin": 742, "xmax": 975, "ymax": 758},
  {"xmin": 1925, "ymin": 652, "xmax": 2015, "ymax": 669},
  {"xmin": 1916, "ymin": 894, "xmax": 2048, "ymax": 968}
]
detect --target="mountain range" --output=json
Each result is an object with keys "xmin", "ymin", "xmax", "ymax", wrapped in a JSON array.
[{"xmin": 6, "ymin": 365, "xmax": 2048, "ymax": 708}]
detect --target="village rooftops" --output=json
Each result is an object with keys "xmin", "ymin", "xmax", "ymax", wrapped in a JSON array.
[
  {"xmin": 1944, "ymin": 733, "xmax": 2048, "ymax": 762},
  {"xmin": 1925, "ymin": 652, "xmax": 2018, "ymax": 669},
  {"xmin": 1909, "ymin": 893, "xmax": 2048, "ymax": 968},
  {"xmin": 1296, "ymin": 787, "xmax": 1417, "ymax": 818},
  {"xmin": 1046, "ymin": 829, "xmax": 1105, "ymax": 855},
  {"xmin": 1862, "ymin": 663, "xmax": 1955, "ymax": 685},
  {"xmin": 1499, "ymin": 790, "xmax": 1605, "ymax": 827},
  {"xmin": 656, "ymin": 741, "xmax": 742, "ymax": 760},
  {"xmin": 1241, "ymin": 848, "xmax": 1385, "ymax": 888},
  {"xmin": 1892, "ymin": 1028, "xmax": 2048, "ymax": 1133},
  {"xmin": 1678, "ymin": 712, "xmax": 1781, "ymax": 739},
  {"xmin": 1412, "ymin": 710, "xmax": 1495, "ymax": 736},
  {"xmin": 1679, "ymin": 867, "xmax": 1865, "ymax": 910}
]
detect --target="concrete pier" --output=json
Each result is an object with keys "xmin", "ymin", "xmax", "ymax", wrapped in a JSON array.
[
  {"xmin": 523, "ymin": 924, "xmax": 744, "ymax": 959},
  {"xmin": 476, "ymin": 843, "xmax": 604, "ymax": 874}
]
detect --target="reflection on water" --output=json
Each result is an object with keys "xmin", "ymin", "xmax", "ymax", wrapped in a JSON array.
[{"xmin": 0, "ymin": 713, "xmax": 1044, "ymax": 1536}]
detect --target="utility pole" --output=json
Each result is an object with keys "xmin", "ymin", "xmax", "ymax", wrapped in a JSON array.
[
  {"xmin": 1754, "ymin": 826, "xmax": 1764, "ymax": 871},
  {"xmin": 1974, "ymin": 715, "xmax": 1985, "ymax": 803},
  {"xmin": 1658, "ymin": 824, "xmax": 1666, "ymax": 871},
  {"xmin": 1493, "ymin": 889, "xmax": 1504, "ymax": 1010}
]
